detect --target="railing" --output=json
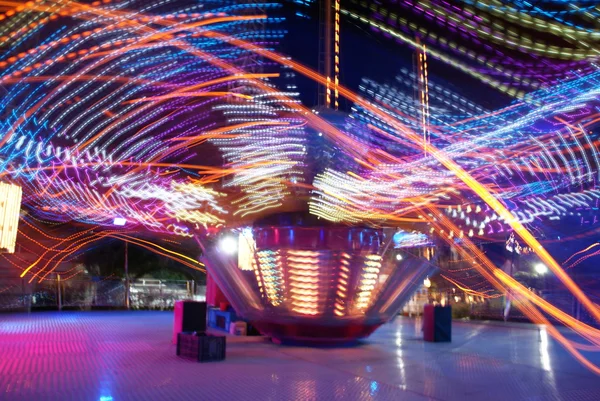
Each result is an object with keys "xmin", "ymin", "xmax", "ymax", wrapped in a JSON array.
[
  {"xmin": 0, "ymin": 276, "xmax": 206, "ymax": 311},
  {"xmin": 4, "ymin": 274, "xmax": 597, "ymax": 327},
  {"xmin": 403, "ymin": 288, "xmax": 600, "ymax": 327}
]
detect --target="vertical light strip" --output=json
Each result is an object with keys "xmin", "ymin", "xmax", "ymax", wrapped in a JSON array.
[
  {"xmin": 334, "ymin": 0, "xmax": 340, "ymax": 110},
  {"xmin": 417, "ymin": 39, "xmax": 430, "ymax": 155},
  {"xmin": 423, "ymin": 43, "xmax": 430, "ymax": 151},
  {"xmin": 325, "ymin": 0, "xmax": 332, "ymax": 108},
  {"xmin": 288, "ymin": 250, "xmax": 321, "ymax": 315},
  {"xmin": 354, "ymin": 254, "xmax": 381, "ymax": 312},
  {"xmin": 334, "ymin": 252, "xmax": 351, "ymax": 316},
  {"xmin": 0, "ymin": 183, "xmax": 22, "ymax": 253},
  {"xmin": 256, "ymin": 250, "xmax": 284, "ymax": 306},
  {"xmin": 326, "ymin": 76, "xmax": 332, "ymax": 107}
]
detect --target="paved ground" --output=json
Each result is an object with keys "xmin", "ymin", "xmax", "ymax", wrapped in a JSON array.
[{"xmin": 1, "ymin": 312, "xmax": 600, "ymax": 400}]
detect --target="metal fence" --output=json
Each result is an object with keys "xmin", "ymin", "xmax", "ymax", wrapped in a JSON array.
[
  {"xmin": 402, "ymin": 288, "xmax": 600, "ymax": 327},
  {"xmin": 3, "ymin": 275, "xmax": 597, "ymax": 327},
  {"xmin": 0, "ymin": 276, "xmax": 206, "ymax": 311}
]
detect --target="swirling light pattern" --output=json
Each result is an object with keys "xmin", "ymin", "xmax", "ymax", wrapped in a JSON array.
[{"xmin": 2, "ymin": 0, "xmax": 600, "ymax": 370}]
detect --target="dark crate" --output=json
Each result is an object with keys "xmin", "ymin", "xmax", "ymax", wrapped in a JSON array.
[{"xmin": 177, "ymin": 332, "xmax": 226, "ymax": 362}]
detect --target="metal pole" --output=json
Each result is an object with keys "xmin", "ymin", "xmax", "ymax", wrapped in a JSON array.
[
  {"xmin": 125, "ymin": 242, "xmax": 130, "ymax": 309},
  {"xmin": 333, "ymin": 0, "xmax": 340, "ymax": 109},
  {"xmin": 159, "ymin": 280, "xmax": 163, "ymax": 310},
  {"xmin": 22, "ymin": 277, "xmax": 31, "ymax": 313},
  {"xmin": 574, "ymin": 266, "xmax": 581, "ymax": 321},
  {"xmin": 57, "ymin": 274, "xmax": 62, "ymax": 311}
]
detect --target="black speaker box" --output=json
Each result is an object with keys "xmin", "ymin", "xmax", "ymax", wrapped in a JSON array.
[
  {"xmin": 177, "ymin": 301, "xmax": 207, "ymax": 333},
  {"xmin": 423, "ymin": 304, "xmax": 452, "ymax": 342},
  {"xmin": 433, "ymin": 306, "xmax": 452, "ymax": 342}
]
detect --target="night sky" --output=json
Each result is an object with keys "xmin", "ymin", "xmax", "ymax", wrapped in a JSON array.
[{"xmin": 278, "ymin": 4, "xmax": 512, "ymax": 111}]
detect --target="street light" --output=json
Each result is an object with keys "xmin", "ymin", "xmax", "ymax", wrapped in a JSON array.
[{"xmin": 534, "ymin": 263, "xmax": 548, "ymax": 275}]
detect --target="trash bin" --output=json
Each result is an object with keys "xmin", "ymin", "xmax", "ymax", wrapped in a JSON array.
[{"xmin": 423, "ymin": 304, "xmax": 451, "ymax": 342}]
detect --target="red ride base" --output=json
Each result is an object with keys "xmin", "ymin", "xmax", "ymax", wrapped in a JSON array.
[{"xmin": 251, "ymin": 321, "xmax": 383, "ymax": 345}]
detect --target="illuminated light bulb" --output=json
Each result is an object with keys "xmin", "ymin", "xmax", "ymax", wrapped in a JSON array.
[
  {"xmin": 424, "ymin": 277, "xmax": 431, "ymax": 288},
  {"xmin": 534, "ymin": 263, "xmax": 548, "ymax": 275},
  {"xmin": 219, "ymin": 236, "xmax": 238, "ymax": 255},
  {"xmin": 113, "ymin": 217, "xmax": 126, "ymax": 226},
  {"xmin": 396, "ymin": 254, "xmax": 403, "ymax": 261}
]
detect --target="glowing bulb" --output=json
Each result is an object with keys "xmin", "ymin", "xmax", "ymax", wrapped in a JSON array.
[
  {"xmin": 396, "ymin": 254, "xmax": 403, "ymax": 261},
  {"xmin": 219, "ymin": 236, "xmax": 238, "ymax": 255},
  {"xmin": 423, "ymin": 277, "xmax": 431, "ymax": 288},
  {"xmin": 113, "ymin": 217, "xmax": 126, "ymax": 226},
  {"xmin": 534, "ymin": 263, "xmax": 548, "ymax": 275}
]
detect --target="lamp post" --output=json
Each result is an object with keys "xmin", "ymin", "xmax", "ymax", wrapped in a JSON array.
[
  {"xmin": 534, "ymin": 263, "xmax": 548, "ymax": 297},
  {"xmin": 504, "ymin": 233, "xmax": 522, "ymax": 321},
  {"xmin": 57, "ymin": 274, "xmax": 62, "ymax": 311},
  {"xmin": 124, "ymin": 242, "xmax": 130, "ymax": 310},
  {"xmin": 114, "ymin": 218, "xmax": 130, "ymax": 310}
]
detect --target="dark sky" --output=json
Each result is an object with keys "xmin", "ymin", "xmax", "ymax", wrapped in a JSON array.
[
  {"xmin": 280, "ymin": 11, "xmax": 413, "ymax": 109},
  {"xmin": 278, "ymin": 7, "xmax": 512, "ymax": 111}
]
